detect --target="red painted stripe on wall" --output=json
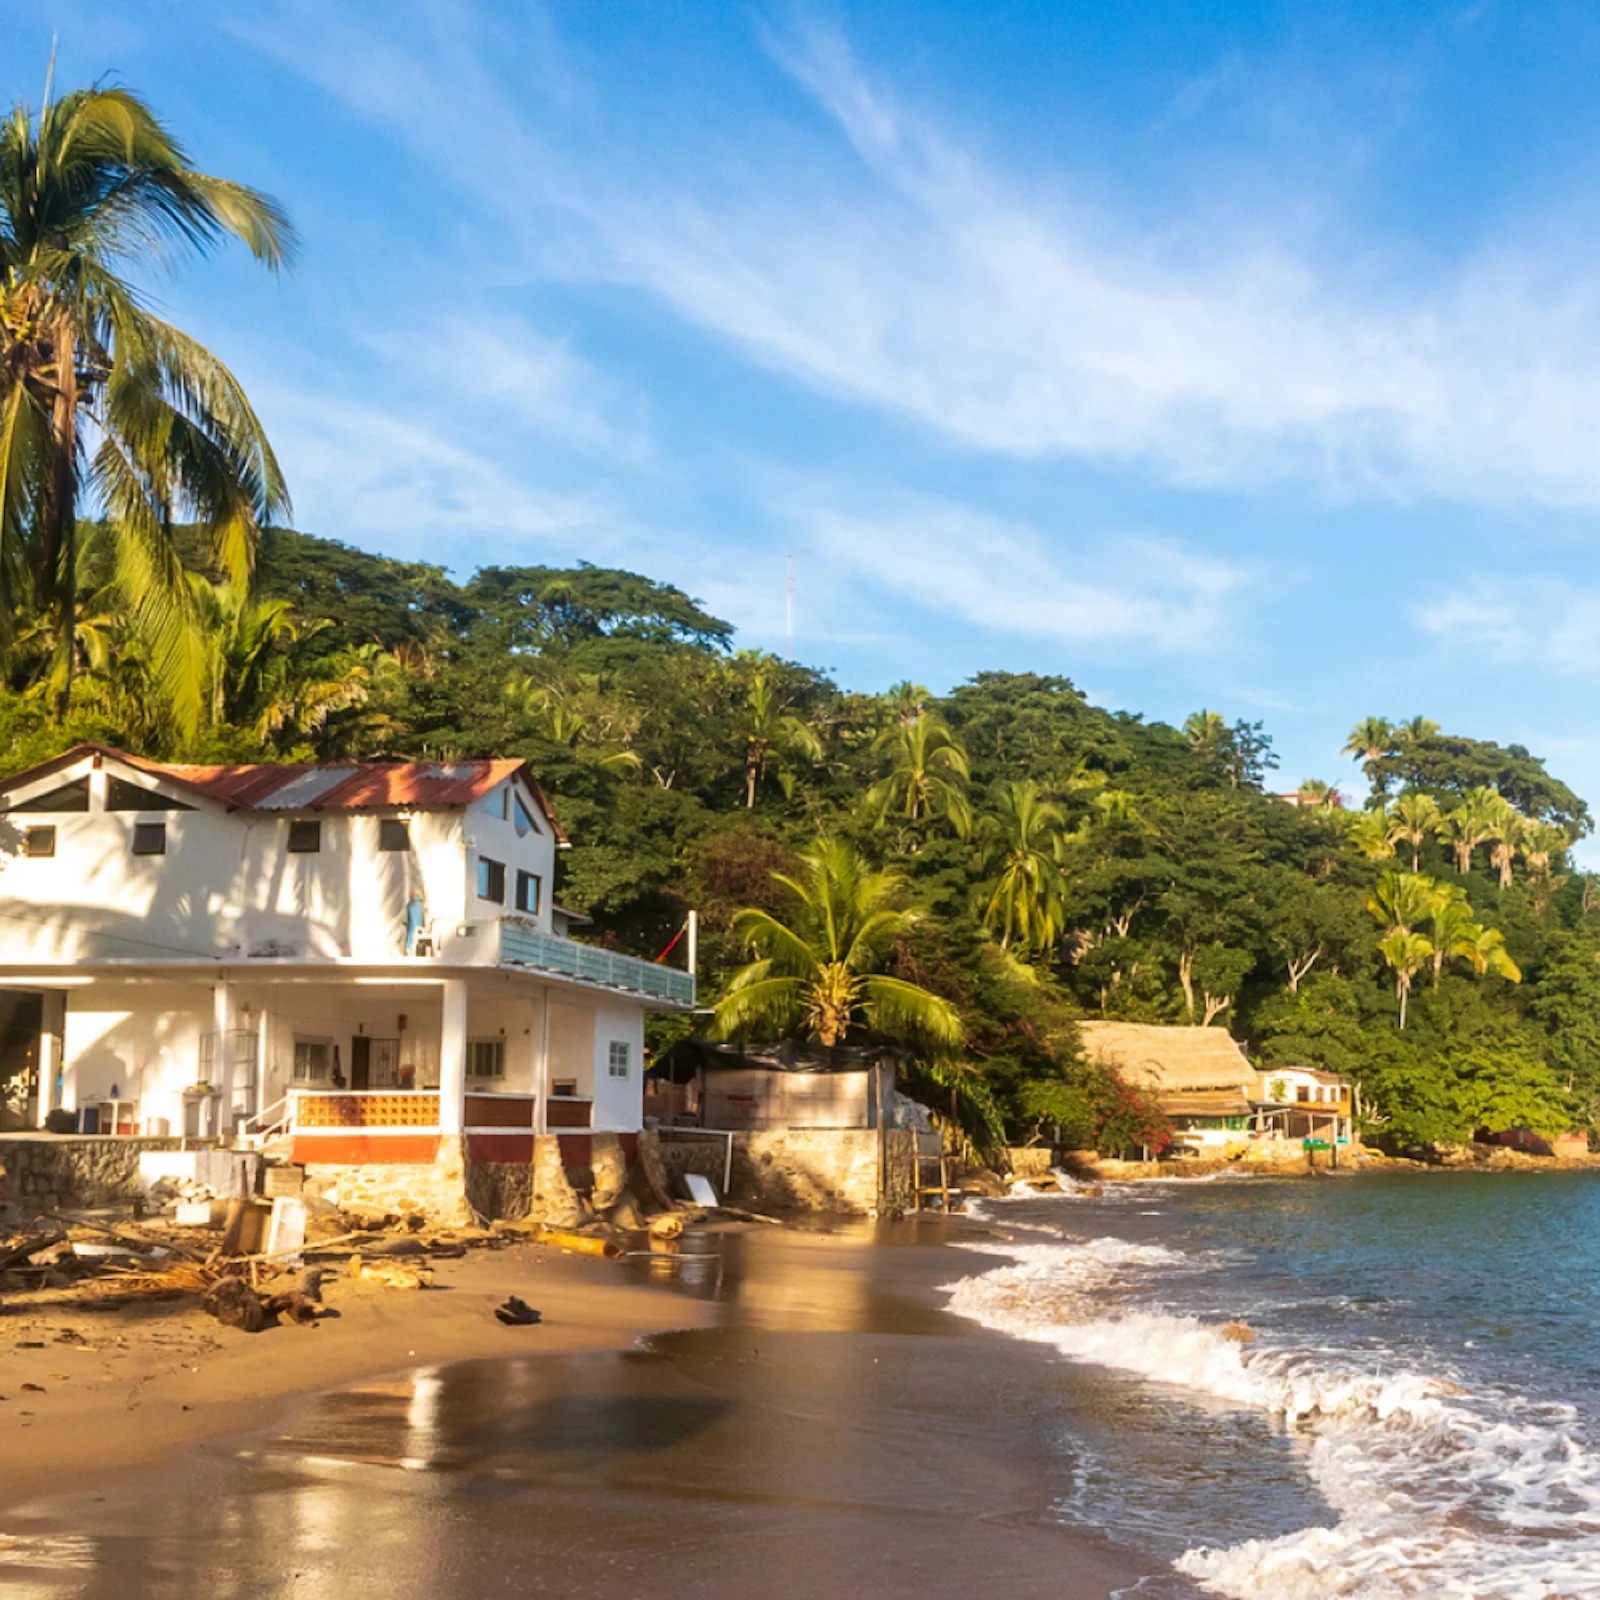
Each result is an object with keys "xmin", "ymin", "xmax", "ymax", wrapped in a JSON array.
[
  {"xmin": 293, "ymin": 1133, "xmax": 441, "ymax": 1165},
  {"xmin": 467, "ymin": 1133, "xmax": 534, "ymax": 1163}
]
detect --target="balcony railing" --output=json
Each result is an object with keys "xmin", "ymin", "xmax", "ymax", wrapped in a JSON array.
[{"xmin": 495, "ymin": 920, "xmax": 695, "ymax": 1006}]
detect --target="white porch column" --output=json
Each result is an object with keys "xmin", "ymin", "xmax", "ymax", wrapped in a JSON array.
[
  {"xmin": 212, "ymin": 976, "xmax": 236, "ymax": 1131},
  {"xmin": 534, "ymin": 986, "xmax": 551, "ymax": 1136},
  {"xmin": 35, "ymin": 1030, "xmax": 58, "ymax": 1128},
  {"xmin": 439, "ymin": 978, "xmax": 468, "ymax": 1136}
]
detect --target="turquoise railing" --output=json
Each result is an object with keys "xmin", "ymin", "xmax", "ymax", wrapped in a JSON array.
[{"xmin": 497, "ymin": 922, "xmax": 695, "ymax": 1006}]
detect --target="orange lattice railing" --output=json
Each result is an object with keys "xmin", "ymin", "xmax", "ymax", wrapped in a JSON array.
[{"xmin": 293, "ymin": 1091, "xmax": 441, "ymax": 1129}]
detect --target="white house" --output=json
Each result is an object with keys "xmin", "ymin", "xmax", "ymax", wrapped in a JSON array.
[{"xmin": 0, "ymin": 744, "xmax": 693, "ymax": 1184}]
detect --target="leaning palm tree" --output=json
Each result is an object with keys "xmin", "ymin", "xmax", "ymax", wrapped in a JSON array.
[
  {"xmin": 974, "ymin": 779, "xmax": 1068, "ymax": 955},
  {"xmin": 1461, "ymin": 926, "xmax": 1522, "ymax": 983},
  {"xmin": 864, "ymin": 711, "xmax": 971, "ymax": 835},
  {"xmin": 1426, "ymin": 893, "xmax": 1479, "ymax": 986},
  {"xmin": 1378, "ymin": 930, "xmax": 1433, "ymax": 1029},
  {"xmin": 1389, "ymin": 791, "xmax": 1443, "ymax": 872},
  {"xmin": 1, "ymin": 80, "xmax": 295, "ymax": 733},
  {"xmin": 713, "ymin": 837, "xmax": 962, "ymax": 1049}
]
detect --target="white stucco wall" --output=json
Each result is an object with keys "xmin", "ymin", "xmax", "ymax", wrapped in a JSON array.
[
  {"xmin": 0, "ymin": 758, "xmax": 559, "ymax": 965},
  {"xmin": 589, "ymin": 998, "xmax": 645, "ymax": 1133}
]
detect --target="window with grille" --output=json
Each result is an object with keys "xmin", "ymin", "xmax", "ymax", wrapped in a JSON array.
[
  {"xmin": 379, "ymin": 818, "xmax": 410, "ymax": 852},
  {"xmin": 288, "ymin": 819, "xmax": 322, "ymax": 853},
  {"xmin": 467, "ymin": 1038, "xmax": 505, "ymax": 1078},
  {"xmin": 477, "ymin": 856, "xmax": 506, "ymax": 903},
  {"xmin": 608, "ymin": 1041, "xmax": 631, "ymax": 1079}
]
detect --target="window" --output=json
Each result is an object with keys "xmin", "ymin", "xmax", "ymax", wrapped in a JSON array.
[
  {"xmin": 608, "ymin": 1040, "xmax": 631, "ymax": 1079},
  {"xmin": 132, "ymin": 822, "xmax": 166, "ymax": 856},
  {"xmin": 379, "ymin": 818, "xmax": 410, "ymax": 852},
  {"xmin": 12, "ymin": 777, "xmax": 89, "ymax": 813},
  {"xmin": 106, "ymin": 776, "xmax": 193, "ymax": 812},
  {"xmin": 287, "ymin": 819, "xmax": 322, "ymax": 853},
  {"xmin": 466, "ymin": 1038, "xmax": 505, "ymax": 1078},
  {"xmin": 515, "ymin": 870, "xmax": 541, "ymax": 915},
  {"xmin": 1296, "ymin": 1085, "xmax": 1311, "ymax": 1103},
  {"xmin": 24, "ymin": 826, "xmax": 55, "ymax": 858},
  {"xmin": 513, "ymin": 793, "xmax": 538, "ymax": 837},
  {"xmin": 292, "ymin": 1039, "xmax": 332, "ymax": 1083},
  {"xmin": 477, "ymin": 856, "xmax": 505, "ymax": 903}
]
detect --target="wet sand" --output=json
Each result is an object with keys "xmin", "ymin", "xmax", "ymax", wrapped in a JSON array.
[
  {"xmin": 0, "ymin": 1222, "xmax": 1158, "ymax": 1598},
  {"xmin": 0, "ymin": 1238, "xmax": 717, "ymax": 1508}
]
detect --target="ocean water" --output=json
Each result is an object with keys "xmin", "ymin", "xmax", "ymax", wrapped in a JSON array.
[{"xmin": 953, "ymin": 1172, "xmax": 1600, "ymax": 1599}]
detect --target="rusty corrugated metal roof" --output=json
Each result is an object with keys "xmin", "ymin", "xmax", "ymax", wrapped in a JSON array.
[{"xmin": 0, "ymin": 743, "xmax": 568, "ymax": 841}]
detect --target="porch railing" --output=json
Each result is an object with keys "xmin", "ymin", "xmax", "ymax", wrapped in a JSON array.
[{"xmin": 496, "ymin": 921, "xmax": 695, "ymax": 1006}]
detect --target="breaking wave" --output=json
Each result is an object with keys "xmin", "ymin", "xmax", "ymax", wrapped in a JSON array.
[{"xmin": 941, "ymin": 1238, "xmax": 1600, "ymax": 1597}]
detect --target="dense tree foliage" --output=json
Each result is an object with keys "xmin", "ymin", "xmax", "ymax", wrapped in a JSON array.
[{"xmin": 3, "ymin": 518, "xmax": 1595, "ymax": 1156}]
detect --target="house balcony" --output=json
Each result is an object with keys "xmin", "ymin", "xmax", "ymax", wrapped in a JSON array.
[{"xmin": 431, "ymin": 917, "xmax": 695, "ymax": 1007}]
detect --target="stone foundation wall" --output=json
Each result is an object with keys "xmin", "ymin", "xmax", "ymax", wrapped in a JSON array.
[
  {"xmin": 303, "ymin": 1136, "xmax": 471, "ymax": 1226},
  {"xmin": 657, "ymin": 1127, "xmax": 910, "ymax": 1215},
  {"xmin": 0, "ymin": 1135, "xmax": 190, "ymax": 1210},
  {"xmin": 467, "ymin": 1161, "xmax": 533, "ymax": 1222}
]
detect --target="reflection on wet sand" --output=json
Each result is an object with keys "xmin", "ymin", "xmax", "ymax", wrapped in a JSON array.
[{"xmin": 0, "ymin": 1224, "xmax": 1163, "ymax": 1600}]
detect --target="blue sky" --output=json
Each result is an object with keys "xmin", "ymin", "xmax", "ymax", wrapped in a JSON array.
[{"xmin": 12, "ymin": 2, "xmax": 1600, "ymax": 830}]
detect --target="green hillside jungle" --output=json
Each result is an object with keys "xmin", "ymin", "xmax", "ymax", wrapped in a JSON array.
[
  {"xmin": 13, "ymin": 524, "xmax": 1600, "ymax": 1159},
  {"xmin": 4, "ymin": 80, "xmax": 1597, "ymax": 1160}
]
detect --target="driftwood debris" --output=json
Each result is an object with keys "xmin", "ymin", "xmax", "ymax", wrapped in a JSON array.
[
  {"xmin": 495, "ymin": 1295, "xmax": 542, "ymax": 1326},
  {"xmin": 0, "ymin": 1230, "xmax": 66, "ymax": 1273}
]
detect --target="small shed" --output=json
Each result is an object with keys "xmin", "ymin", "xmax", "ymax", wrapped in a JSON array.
[{"xmin": 648, "ymin": 1041, "xmax": 900, "ymax": 1131}]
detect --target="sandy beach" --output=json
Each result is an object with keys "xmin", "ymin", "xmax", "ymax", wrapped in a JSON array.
[
  {"xmin": 0, "ymin": 1237, "xmax": 718, "ymax": 1510},
  {"xmin": 0, "ymin": 1220, "xmax": 1154, "ymax": 1599}
]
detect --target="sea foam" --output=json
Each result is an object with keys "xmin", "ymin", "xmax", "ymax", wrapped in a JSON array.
[{"xmin": 940, "ymin": 1236, "xmax": 1600, "ymax": 1598}]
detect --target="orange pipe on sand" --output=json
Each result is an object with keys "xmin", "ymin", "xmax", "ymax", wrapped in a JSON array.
[{"xmin": 534, "ymin": 1225, "xmax": 622, "ymax": 1259}]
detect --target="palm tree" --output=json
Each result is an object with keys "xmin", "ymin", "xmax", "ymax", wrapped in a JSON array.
[
  {"xmin": 1426, "ymin": 892, "xmax": 1479, "ymax": 986},
  {"xmin": 864, "ymin": 711, "xmax": 971, "ymax": 835},
  {"xmin": 1522, "ymin": 822, "xmax": 1569, "ymax": 883},
  {"xmin": 1486, "ymin": 798, "xmax": 1525, "ymax": 889},
  {"xmin": 1342, "ymin": 717, "xmax": 1395, "ymax": 786},
  {"xmin": 738, "ymin": 662, "xmax": 823, "ymax": 808},
  {"xmin": 1, "ymin": 81, "xmax": 295, "ymax": 732},
  {"xmin": 974, "ymin": 779, "xmax": 1068, "ymax": 955},
  {"xmin": 1365, "ymin": 869, "xmax": 1443, "ymax": 936},
  {"xmin": 713, "ymin": 837, "xmax": 962, "ymax": 1049},
  {"xmin": 1444, "ymin": 788, "xmax": 1501, "ymax": 876},
  {"xmin": 1348, "ymin": 807, "xmax": 1397, "ymax": 861},
  {"xmin": 1393, "ymin": 715, "xmax": 1440, "ymax": 750},
  {"xmin": 1461, "ymin": 926, "xmax": 1522, "ymax": 983},
  {"xmin": 1389, "ymin": 791, "xmax": 1443, "ymax": 872},
  {"xmin": 1377, "ymin": 930, "xmax": 1433, "ymax": 1029},
  {"xmin": 1184, "ymin": 708, "xmax": 1228, "ymax": 766}
]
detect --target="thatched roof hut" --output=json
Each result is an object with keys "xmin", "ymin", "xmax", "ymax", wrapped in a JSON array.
[{"xmin": 1079, "ymin": 1022, "xmax": 1256, "ymax": 1116}]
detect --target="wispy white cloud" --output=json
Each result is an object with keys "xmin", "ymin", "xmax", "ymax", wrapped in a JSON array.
[
  {"xmin": 258, "ymin": 388, "xmax": 612, "ymax": 556},
  {"xmin": 363, "ymin": 314, "xmax": 655, "ymax": 467},
  {"xmin": 233, "ymin": 4, "xmax": 1600, "ymax": 509},
  {"xmin": 1416, "ymin": 576, "xmax": 1600, "ymax": 674},
  {"xmin": 793, "ymin": 492, "xmax": 1246, "ymax": 652}
]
